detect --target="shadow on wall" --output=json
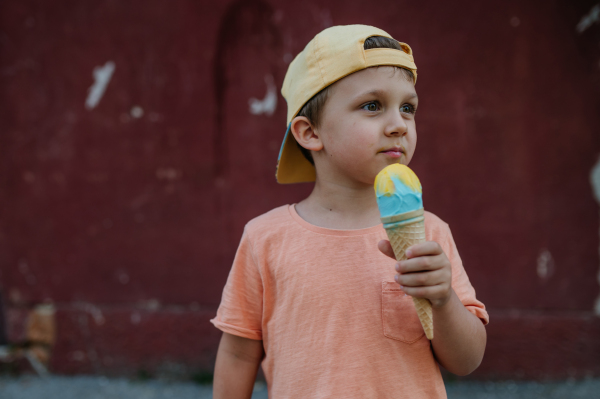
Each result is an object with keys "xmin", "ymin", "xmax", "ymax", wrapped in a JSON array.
[{"xmin": 212, "ymin": 0, "xmax": 286, "ymax": 250}]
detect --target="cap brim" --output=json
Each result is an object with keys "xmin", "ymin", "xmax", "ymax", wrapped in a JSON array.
[{"xmin": 276, "ymin": 123, "xmax": 316, "ymax": 184}]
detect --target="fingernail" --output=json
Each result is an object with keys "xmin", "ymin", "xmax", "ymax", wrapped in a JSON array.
[
  {"xmin": 406, "ymin": 249, "xmax": 411, "ymax": 257},
  {"xmin": 395, "ymin": 263, "xmax": 400, "ymax": 272},
  {"xmin": 394, "ymin": 274, "xmax": 399, "ymax": 283}
]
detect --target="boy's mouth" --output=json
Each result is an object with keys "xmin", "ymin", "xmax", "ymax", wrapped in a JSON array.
[{"xmin": 379, "ymin": 146, "xmax": 405, "ymax": 158}]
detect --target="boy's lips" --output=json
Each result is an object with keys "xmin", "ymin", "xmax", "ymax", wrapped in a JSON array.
[{"xmin": 379, "ymin": 146, "xmax": 405, "ymax": 158}]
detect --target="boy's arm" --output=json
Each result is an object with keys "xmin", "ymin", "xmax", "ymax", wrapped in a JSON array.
[
  {"xmin": 213, "ymin": 332, "xmax": 264, "ymax": 399},
  {"xmin": 378, "ymin": 240, "xmax": 486, "ymax": 376},
  {"xmin": 429, "ymin": 287, "xmax": 486, "ymax": 375}
]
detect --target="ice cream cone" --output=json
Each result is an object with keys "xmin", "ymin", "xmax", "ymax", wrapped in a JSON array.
[{"xmin": 382, "ymin": 208, "xmax": 433, "ymax": 340}]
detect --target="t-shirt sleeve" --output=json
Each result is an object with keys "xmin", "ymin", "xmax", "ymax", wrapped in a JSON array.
[
  {"xmin": 210, "ymin": 227, "xmax": 263, "ymax": 340},
  {"xmin": 440, "ymin": 224, "xmax": 489, "ymax": 325}
]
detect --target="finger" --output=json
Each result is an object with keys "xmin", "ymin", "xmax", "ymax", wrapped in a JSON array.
[
  {"xmin": 406, "ymin": 241, "xmax": 443, "ymax": 259},
  {"xmin": 396, "ymin": 254, "xmax": 446, "ymax": 273},
  {"xmin": 396, "ymin": 268, "xmax": 448, "ymax": 287},
  {"xmin": 399, "ymin": 283, "xmax": 447, "ymax": 300},
  {"xmin": 378, "ymin": 240, "xmax": 396, "ymax": 260}
]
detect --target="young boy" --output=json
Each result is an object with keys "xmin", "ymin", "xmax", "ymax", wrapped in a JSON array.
[{"xmin": 211, "ymin": 25, "xmax": 488, "ymax": 398}]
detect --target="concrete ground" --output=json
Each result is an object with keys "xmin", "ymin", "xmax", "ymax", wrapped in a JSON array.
[{"xmin": 1, "ymin": 376, "xmax": 600, "ymax": 398}]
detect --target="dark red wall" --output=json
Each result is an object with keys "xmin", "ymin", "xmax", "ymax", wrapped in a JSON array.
[{"xmin": 1, "ymin": 0, "xmax": 599, "ymax": 379}]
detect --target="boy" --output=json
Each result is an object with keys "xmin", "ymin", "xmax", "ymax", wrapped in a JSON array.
[{"xmin": 211, "ymin": 25, "xmax": 488, "ymax": 398}]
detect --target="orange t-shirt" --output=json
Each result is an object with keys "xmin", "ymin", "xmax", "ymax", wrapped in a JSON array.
[{"xmin": 211, "ymin": 205, "xmax": 488, "ymax": 398}]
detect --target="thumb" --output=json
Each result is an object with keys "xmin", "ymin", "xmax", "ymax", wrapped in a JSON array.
[{"xmin": 378, "ymin": 239, "xmax": 396, "ymax": 260}]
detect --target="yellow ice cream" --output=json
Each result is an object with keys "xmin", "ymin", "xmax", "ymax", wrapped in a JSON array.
[{"xmin": 374, "ymin": 164, "xmax": 423, "ymax": 218}]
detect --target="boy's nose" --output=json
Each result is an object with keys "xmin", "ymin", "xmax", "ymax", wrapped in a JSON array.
[{"xmin": 383, "ymin": 111, "xmax": 408, "ymax": 137}]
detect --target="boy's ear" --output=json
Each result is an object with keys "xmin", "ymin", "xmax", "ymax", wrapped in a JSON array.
[{"xmin": 290, "ymin": 116, "xmax": 323, "ymax": 152}]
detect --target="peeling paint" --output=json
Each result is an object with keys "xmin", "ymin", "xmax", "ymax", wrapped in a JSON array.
[
  {"xmin": 130, "ymin": 312, "xmax": 141, "ymax": 325},
  {"xmin": 76, "ymin": 302, "xmax": 105, "ymax": 325},
  {"xmin": 148, "ymin": 112, "xmax": 163, "ymax": 122},
  {"xmin": 577, "ymin": 4, "xmax": 600, "ymax": 33},
  {"xmin": 18, "ymin": 259, "xmax": 28, "ymax": 274},
  {"xmin": 116, "ymin": 269, "xmax": 129, "ymax": 284},
  {"xmin": 536, "ymin": 249, "xmax": 555, "ymax": 280},
  {"xmin": 248, "ymin": 74, "xmax": 277, "ymax": 116},
  {"xmin": 156, "ymin": 167, "xmax": 180, "ymax": 181},
  {"xmin": 310, "ymin": 7, "xmax": 332, "ymax": 29},
  {"xmin": 137, "ymin": 299, "xmax": 160, "ymax": 311},
  {"xmin": 130, "ymin": 105, "xmax": 144, "ymax": 118},
  {"xmin": 70, "ymin": 350, "xmax": 86, "ymax": 362},
  {"xmin": 319, "ymin": 9, "xmax": 332, "ymax": 29},
  {"xmin": 590, "ymin": 156, "xmax": 600, "ymax": 316},
  {"xmin": 85, "ymin": 61, "xmax": 115, "ymax": 110}
]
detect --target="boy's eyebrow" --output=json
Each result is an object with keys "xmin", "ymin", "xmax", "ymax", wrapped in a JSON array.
[{"xmin": 355, "ymin": 89, "xmax": 418, "ymax": 100}]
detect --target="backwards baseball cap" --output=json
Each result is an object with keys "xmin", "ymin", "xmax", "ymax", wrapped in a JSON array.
[{"xmin": 276, "ymin": 24, "xmax": 418, "ymax": 184}]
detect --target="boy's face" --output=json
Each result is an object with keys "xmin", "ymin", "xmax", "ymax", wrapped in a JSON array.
[{"xmin": 313, "ymin": 66, "xmax": 418, "ymax": 186}]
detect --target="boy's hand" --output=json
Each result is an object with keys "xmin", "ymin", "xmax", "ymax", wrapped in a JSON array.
[{"xmin": 378, "ymin": 240, "xmax": 453, "ymax": 309}]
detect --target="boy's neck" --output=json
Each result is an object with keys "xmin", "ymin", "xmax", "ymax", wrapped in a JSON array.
[{"xmin": 295, "ymin": 176, "xmax": 382, "ymax": 230}]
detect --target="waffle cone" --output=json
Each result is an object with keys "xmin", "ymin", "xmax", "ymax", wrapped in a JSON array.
[{"xmin": 382, "ymin": 209, "xmax": 433, "ymax": 340}]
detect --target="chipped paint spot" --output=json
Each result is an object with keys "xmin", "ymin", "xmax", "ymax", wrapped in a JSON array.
[
  {"xmin": 577, "ymin": 4, "xmax": 600, "ymax": 33},
  {"xmin": 249, "ymin": 74, "xmax": 277, "ymax": 116},
  {"xmin": 71, "ymin": 350, "xmax": 86, "ymax": 361},
  {"xmin": 85, "ymin": 61, "xmax": 115, "ymax": 110},
  {"xmin": 9, "ymin": 288, "xmax": 23, "ymax": 303},
  {"xmin": 156, "ymin": 167, "xmax": 180, "ymax": 181},
  {"xmin": 318, "ymin": 8, "xmax": 332, "ymax": 29},
  {"xmin": 590, "ymin": 156, "xmax": 600, "ymax": 316},
  {"xmin": 148, "ymin": 112, "xmax": 163, "ymax": 122},
  {"xmin": 130, "ymin": 105, "xmax": 144, "ymax": 118},
  {"xmin": 536, "ymin": 249, "xmax": 555, "ymax": 280},
  {"xmin": 138, "ymin": 299, "xmax": 160, "ymax": 311},
  {"xmin": 130, "ymin": 312, "xmax": 141, "ymax": 325},
  {"xmin": 76, "ymin": 302, "xmax": 105, "ymax": 325},
  {"xmin": 116, "ymin": 269, "xmax": 129, "ymax": 284},
  {"xmin": 273, "ymin": 9, "xmax": 284, "ymax": 23},
  {"xmin": 18, "ymin": 259, "xmax": 28, "ymax": 274}
]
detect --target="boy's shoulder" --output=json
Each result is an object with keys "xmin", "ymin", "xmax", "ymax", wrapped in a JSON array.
[
  {"xmin": 245, "ymin": 204, "xmax": 294, "ymax": 234},
  {"xmin": 424, "ymin": 210, "xmax": 448, "ymax": 228},
  {"xmin": 424, "ymin": 210, "xmax": 453, "ymax": 241}
]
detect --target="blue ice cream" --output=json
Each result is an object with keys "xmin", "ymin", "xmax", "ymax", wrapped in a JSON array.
[{"xmin": 374, "ymin": 164, "xmax": 423, "ymax": 218}]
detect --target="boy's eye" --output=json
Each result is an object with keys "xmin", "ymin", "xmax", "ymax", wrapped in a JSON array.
[
  {"xmin": 401, "ymin": 104, "xmax": 416, "ymax": 114},
  {"xmin": 362, "ymin": 102, "xmax": 379, "ymax": 112}
]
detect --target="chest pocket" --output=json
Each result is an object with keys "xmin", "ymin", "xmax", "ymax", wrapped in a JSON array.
[{"xmin": 381, "ymin": 281, "xmax": 425, "ymax": 343}]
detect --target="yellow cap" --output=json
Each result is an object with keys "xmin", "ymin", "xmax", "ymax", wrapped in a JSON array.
[{"xmin": 276, "ymin": 25, "xmax": 418, "ymax": 184}]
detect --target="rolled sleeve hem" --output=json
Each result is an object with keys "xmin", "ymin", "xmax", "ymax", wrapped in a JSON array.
[
  {"xmin": 465, "ymin": 306, "xmax": 489, "ymax": 325},
  {"xmin": 210, "ymin": 318, "xmax": 263, "ymax": 340}
]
